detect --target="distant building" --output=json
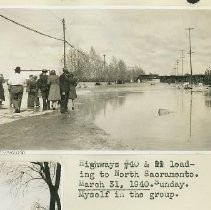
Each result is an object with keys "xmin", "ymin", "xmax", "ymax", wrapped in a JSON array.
[{"xmin": 137, "ymin": 74, "xmax": 159, "ymax": 82}]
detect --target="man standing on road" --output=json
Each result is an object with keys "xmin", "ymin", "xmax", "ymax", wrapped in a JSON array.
[
  {"xmin": 7, "ymin": 66, "xmax": 25, "ymax": 113},
  {"xmin": 37, "ymin": 70, "xmax": 50, "ymax": 111},
  {"xmin": 59, "ymin": 68, "xmax": 70, "ymax": 114}
]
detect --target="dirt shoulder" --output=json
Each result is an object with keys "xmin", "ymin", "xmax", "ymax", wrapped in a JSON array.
[{"xmin": 0, "ymin": 109, "xmax": 128, "ymax": 150}]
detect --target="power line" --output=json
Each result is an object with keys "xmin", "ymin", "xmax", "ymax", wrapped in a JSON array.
[
  {"xmin": 0, "ymin": 14, "xmax": 91, "ymax": 58},
  {"xmin": 65, "ymin": 41, "xmax": 86, "ymax": 56},
  {"xmin": 0, "ymin": 13, "xmax": 105, "ymax": 64},
  {"xmin": 65, "ymin": 40, "xmax": 105, "ymax": 64},
  {"xmin": 0, "ymin": 14, "xmax": 64, "ymax": 42}
]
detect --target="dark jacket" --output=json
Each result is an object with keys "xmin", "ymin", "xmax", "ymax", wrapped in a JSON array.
[
  {"xmin": 59, "ymin": 73, "xmax": 70, "ymax": 92},
  {"xmin": 0, "ymin": 77, "xmax": 5, "ymax": 101},
  {"xmin": 69, "ymin": 77, "xmax": 77, "ymax": 87},
  {"xmin": 37, "ymin": 74, "xmax": 49, "ymax": 92},
  {"xmin": 28, "ymin": 79, "xmax": 38, "ymax": 93}
]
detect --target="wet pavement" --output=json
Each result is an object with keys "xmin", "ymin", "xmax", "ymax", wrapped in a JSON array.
[
  {"xmin": 0, "ymin": 82, "xmax": 211, "ymax": 150},
  {"xmin": 0, "ymin": 84, "xmax": 127, "ymax": 150}
]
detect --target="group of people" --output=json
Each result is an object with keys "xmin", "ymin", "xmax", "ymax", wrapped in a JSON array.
[{"xmin": 0, "ymin": 67, "xmax": 77, "ymax": 114}]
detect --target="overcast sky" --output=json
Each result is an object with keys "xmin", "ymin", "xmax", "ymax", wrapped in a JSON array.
[{"xmin": 0, "ymin": 8, "xmax": 211, "ymax": 77}]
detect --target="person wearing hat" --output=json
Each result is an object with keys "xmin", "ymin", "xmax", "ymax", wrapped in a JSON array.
[
  {"xmin": 59, "ymin": 68, "xmax": 70, "ymax": 113},
  {"xmin": 7, "ymin": 66, "xmax": 25, "ymax": 113},
  {"xmin": 37, "ymin": 69, "xmax": 50, "ymax": 111}
]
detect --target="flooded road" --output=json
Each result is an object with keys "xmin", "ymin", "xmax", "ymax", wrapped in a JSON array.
[
  {"xmin": 1, "ymin": 82, "xmax": 211, "ymax": 150},
  {"xmin": 78, "ymin": 83, "xmax": 211, "ymax": 150}
]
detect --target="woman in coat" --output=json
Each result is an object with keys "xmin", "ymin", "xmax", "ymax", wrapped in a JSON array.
[
  {"xmin": 68, "ymin": 73, "xmax": 77, "ymax": 110},
  {"xmin": 0, "ymin": 74, "xmax": 5, "ymax": 105},
  {"xmin": 48, "ymin": 70, "xmax": 60, "ymax": 110}
]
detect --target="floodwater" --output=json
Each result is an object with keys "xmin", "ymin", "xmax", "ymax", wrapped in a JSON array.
[
  {"xmin": 1, "ymin": 82, "xmax": 211, "ymax": 150},
  {"xmin": 78, "ymin": 83, "xmax": 211, "ymax": 150}
]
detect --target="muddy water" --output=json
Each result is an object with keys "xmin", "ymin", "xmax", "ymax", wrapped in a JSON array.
[{"xmin": 79, "ymin": 83, "xmax": 211, "ymax": 150}]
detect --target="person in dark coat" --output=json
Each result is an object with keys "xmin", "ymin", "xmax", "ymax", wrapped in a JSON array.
[
  {"xmin": 59, "ymin": 68, "xmax": 70, "ymax": 113},
  {"xmin": 68, "ymin": 73, "xmax": 77, "ymax": 110},
  {"xmin": 0, "ymin": 74, "xmax": 5, "ymax": 105},
  {"xmin": 26, "ymin": 75, "xmax": 34, "ymax": 108},
  {"xmin": 37, "ymin": 70, "xmax": 50, "ymax": 111},
  {"xmin": 27, "ymin": 75, "xmax": 39, "ymax": 108},
  {"xmin": 33, "ymin": 76, "xmax": 40, "ymax": 108}
]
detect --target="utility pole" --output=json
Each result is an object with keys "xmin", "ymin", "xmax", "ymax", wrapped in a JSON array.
[
  {"xmin": 186, "ymin": 27, "xmax": 194, "ymax": 86},
  {"xmin": 176, "ymin": 60, "xmax": 179, "ymax": 76},
  {"xmin": 180, "ymin": 50, "xmax": 184, "ymax": 76},
  {"xmin": 62, "ymin": 18, "xmax": 66, "ymax": 69},
  {"xmin": 173, "ymin": 67, "xmax": 176, "ymax": 76}
]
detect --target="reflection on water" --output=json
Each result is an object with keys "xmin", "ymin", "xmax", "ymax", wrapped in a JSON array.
[
  {"xmin": 205, "ymin": 99, "xmax": 211, "ymax": 107},
  {"xmin": 79, "ymin": 84, "xmax": 211, "ymax": 150},
  {"xmin": 204, "ymin": 88, "xmax": 211, "ymax": 107},
  {"xmin": 189, "ymin": 91, "xmax": 193, "ymax": 140}
]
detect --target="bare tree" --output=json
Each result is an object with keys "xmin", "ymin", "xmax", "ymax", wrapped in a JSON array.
[
  {"xmin": 0, "ymin": 162, "xmax": 61, "ymax": 210},
  {"xmin": 65, "ymin": 46, "xmax": 145, "ymax": 83}
]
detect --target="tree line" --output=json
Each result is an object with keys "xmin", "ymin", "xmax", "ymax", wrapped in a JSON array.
[{"xmin": 65, "ymin": 46, "xmax": 145, "ymax": 83}]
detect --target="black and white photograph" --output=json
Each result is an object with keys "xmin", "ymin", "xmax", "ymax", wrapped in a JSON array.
[
  {"xmin": 0, "ymin": 8, "xmax": 211, "ymax": 150},
  {"xmin": 0, "ymin": 161, "xmax": 61, "ymax": 210}
]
